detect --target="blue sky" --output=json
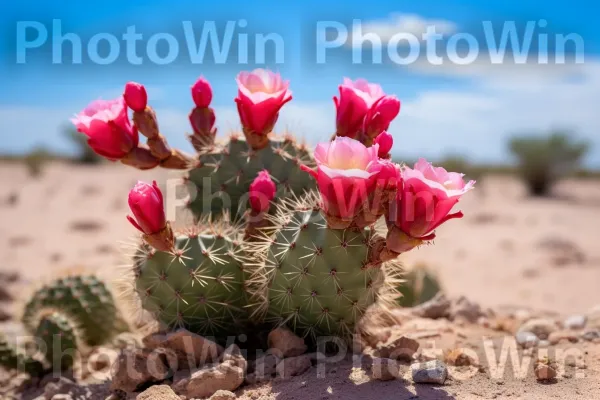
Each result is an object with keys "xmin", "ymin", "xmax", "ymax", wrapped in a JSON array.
[{"xmin": 1, "ymin": 0, "xmax": 599, "ymax": 166}]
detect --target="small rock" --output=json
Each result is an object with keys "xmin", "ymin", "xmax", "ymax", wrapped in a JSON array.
[
  {"xmin": 411, "ymin": 293, "xmax": 451, "ymax": 319},
  {"xmin": 209, "ymin": 390, "xmax": 237, "ymax": 400},
  {"xmin": 581, "ymin": 330, "xmax": 600, "ymax": 341},
  {"xmin": 563, "ymin": 315, "xmax": 587, "ymax": 330},
  {"xmin": 538, "ymin": 340, "xmax": 550, "ymax": 348},
  {"xmin": 136, "ymin": 385, "xmax": 180, "ymax": 400},
  {"xmin": 515, "ymin": 331, "xmax": 539, "ymax": 349},
  {"xmin": 373, "ymin": 333, "xmax": 420, "ymax": 361},
  {"xmin": 110, "ymin": 348, "xmax": 170, "ymax": 393},
  {"xmin": 518, "ymin": 318, "xmax": 558, "ymax": 340},
  {"xmin": 172, "ymin": 345, "xmax": 246, "ymax": 399},
  {"xmin": 411, "ymin": 360, "xmax": 448, "ymax": 384},
  {"xmin": 371, "ymin": 358, "xmax": 401, "ymax": 381},
  {"xmin": 267, "ymin": 327, "xmax": 307, "ymax": 358},
  {"xmin": 276, "ymin": 355, "xmax": 311, "ymax": 380},
  {"xmin": 451, "ymin": 296, "xmax": 484, "ymax": 323},
  {"xmin": 144, "ymin": 328, "xmax": 224, "ymax": 370},
  {"xmin": 444, "ymin": 349, "xmax": 475, "ymax": 367},
  {"xmin": 51, "ymin": 395, "xmax": 73, "ymax": 400},
  {"xmin": 548, "ymin": 330, "xmax": 579, "ymax": 345},
  {"xmin": 534, "ymin": 358, "xmax": 558, "ymax": 381},
  {"xmin": 44, "ymin": 377, "xmax": 76, "ymax": 400}
]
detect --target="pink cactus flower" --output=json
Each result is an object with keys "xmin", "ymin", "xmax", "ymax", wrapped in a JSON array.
[
  {"xmin": 127, "ymin": 180, "xmax": 166, "ymax": 235},
  {"xmin": 191, "ymin": 77, "xmax": 213, "ymax": 108},
  {"xmin": 387, "ymin": 158, "xmax": 475, "ymax": 252},
  {"xmin": 235, "ymin": 69, "xmax": 292, "ymax": 135},
  {"xmin": 249, "ymin": 170, "xmax": 276, "ymax": 213},
  {"xmin": 71, "ymin": 97, "xmax": 138, "ymax": 160},
  {"xmin": 302, "ymin": 137, "xmax": 387, "ymax": 221},
  {"xmin": 123, "ymin": 82, "xmax": 148, "ymax": 112},
  {"xmin": 363, "ymin": 95, "xmax": 400, "ymax": 139},
  {"xmin": 334, "ymin": 78, "xmax": 385, "ymax": 138},
  {"xmin": 373, "ymin": 131, "xmax": 393, "ymax": 158}
]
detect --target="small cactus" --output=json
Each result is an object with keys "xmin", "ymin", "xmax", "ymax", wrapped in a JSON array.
[
  {"xmin": 22, "ymin": 275, "xmax": 120, "ymax": 346},
  {"xmin": 397, "ymin": 264, "xmax": 442, "ymax": 307},
  {"xmin": 132, "ymin": 219, "xmax": 248, "ymax": 338}
]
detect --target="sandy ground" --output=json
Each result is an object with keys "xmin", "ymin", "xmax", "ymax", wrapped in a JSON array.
[{"xmin": 1, "ymin": 161, "xmax": 600, "ymax": 399}]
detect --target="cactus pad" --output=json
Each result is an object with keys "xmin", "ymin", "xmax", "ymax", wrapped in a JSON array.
[
  {"xmin": 133, "ymin": 220, "xmax": 248, "ymax": 338},
  {"xmin": 34, "ymin": 312, "xmax": 78, "ymax": 370},
  {"xmin": 22, "ymin": 275, "xmax": 119, "ymax": 346},
  {"xmin": 186, "ymin": 135, "xmax": 315, "ymax": 220},
  {"xmin": 246, "ymin": 194, "xmax": 401, "ymax": 341}
]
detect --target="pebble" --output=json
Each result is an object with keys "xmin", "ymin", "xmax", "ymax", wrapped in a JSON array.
[
  {"xmin": 548, "ymin": 330, "xmax": 579, "ymax": 345},
  {"xmin": 581, "ymin": 330, "xmax": 600, "ymax": 341},
  {"xmin": 411, "ymin": 360, "xmax": 448, "ymax": 385},
  {"xmin": 534, "ymin": 358, "xmax": 558, "ymax": 381},
  {"xmin": 515, "ymin": 331, "xmax": 539, "ymax": 349},
  {"xmin": 267, "ymin": 327, "xmax": 307, "ymax": 358},
  {"xmin": 136, "ymin": 385, "xmax": 180, "ymax": 400},
  {"xmin": 517, "ymin": 318, "xmax": 558, "ymax": 340},
  {"xmin": 564, "ymin": 315, "xmax": 587, "ymax": 330}
]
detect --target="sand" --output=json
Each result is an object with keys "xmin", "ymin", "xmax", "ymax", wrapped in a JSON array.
[{"xmin": 1, "ymin": 161, "xmax": 600, "ymax": 399}]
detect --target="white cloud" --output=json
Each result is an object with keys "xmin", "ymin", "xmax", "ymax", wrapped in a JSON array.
[{"xmin": 349, "ymin": 13, "xmax": 457, "ymax": 48}]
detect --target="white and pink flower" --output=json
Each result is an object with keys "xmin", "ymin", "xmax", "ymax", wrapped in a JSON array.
[
  {"xmin": 71, "ymin": 97, "xmax": 138, "ymax": 160},
  {"xmin": 387, "ymin": 158, "xmax": 475, "ymax": 252},
  {"xmin": 302, "ymin": 137, "xmax": 399, "ymax": 225},
  {"xmin": 235, "ymin": 69, "xmax": 292, "ymax": 136}
]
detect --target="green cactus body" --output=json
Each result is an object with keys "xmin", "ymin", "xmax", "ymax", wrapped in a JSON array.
[
  {"xmin": 0, "ymin": 334, "xmax": 44, "ymax": 376},
  {"xmin": 246, "ymin": 195, "xmax": 401, "ymax": 341},
  {"xmin": 133, "ymin": 221, "xmax": 247, "ymax": 339},
  {"xmin": 22, "ymin": 275, "xmax": 119, "ymax": 346},
  {"xmin": 35, "ymin": 312, "xmax": 78, "ymax": 370},
  {"xmin": 187, "ymin": 136, "xmax": 315, "ymax": 220},
  {"xmin": 397, "ymin": 265, "xmax": 441, "ymax": 307}
]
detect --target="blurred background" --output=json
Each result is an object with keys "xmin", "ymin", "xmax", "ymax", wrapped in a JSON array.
[{"xmin": 0, "ymin": 0, "xmax": 599, "ymax": 316}]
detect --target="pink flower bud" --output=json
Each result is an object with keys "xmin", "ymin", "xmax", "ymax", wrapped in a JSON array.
[
  {"xmin": 191, "ymin": 77, "xmax": 213, "ymax": 108},
  {"xmin": 374, "ymin": 131, "xmax": 393, "ymax": 157},
  {"xmin": 71, "ymin": 97, "xmax": 138, "ymax": 160},
  {"xmin": 249, "ymin": 170, "xmax": 276, "ymax": 213},
  {"xmin": 123, "ymin": 82, "xmax": 148, "ymax": 112},
  {"xmin": 363, "ymin": 96, "xmax": 400, "ymax": 139},
  {"xmin": 127, "ymin": 180, "xmax": 166, "ymax": 235}
]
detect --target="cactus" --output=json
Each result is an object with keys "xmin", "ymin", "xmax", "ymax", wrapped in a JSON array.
[
  {"xmin": 22, "ymin": 275, "xmax": 120, "ymax": 346},
  {"xmin": 397, "ymin": 264, "xmax": 442, "ymax": 307},
  {"xmin": 34, "ymin": 312, "xmax": 78, "ymax": 370},
  {"xmin": 0, "ymin": 334, "xmax": 44, "ymax": 377},
  {"xmin": 245, "ymin": 194, "xmax": 402, "ymax": 342},
  {"xmin": 132, "ymin": 219, "xmax": 248, "ymax": 338},
  {"xmin": 186, "ymin": 135, "xmax": 315, "ymax": 220}
]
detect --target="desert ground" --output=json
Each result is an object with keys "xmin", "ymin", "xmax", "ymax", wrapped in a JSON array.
[{"xmin": 1, "ymin": 161, "xmax": 600, "ymax": 399}]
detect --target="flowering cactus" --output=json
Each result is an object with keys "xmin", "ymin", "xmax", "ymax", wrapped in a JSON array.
[{"xmin": 73, "ymin": 70, "xmax": 474, "ymax": 343}]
